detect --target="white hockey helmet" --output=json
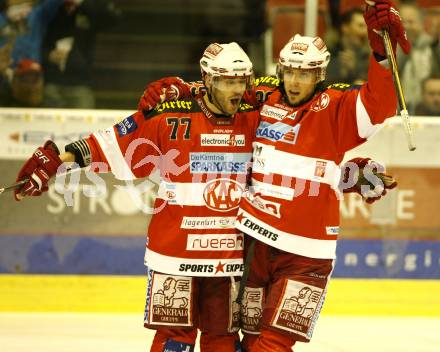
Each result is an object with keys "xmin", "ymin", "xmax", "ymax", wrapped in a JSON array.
[
  {"xmin": 200, "ymin": 42, "xmax": 253, "ymax": 78},
  {"xmin": 278, "ymin": 34, "xmax": 331, "ymax": 82}
]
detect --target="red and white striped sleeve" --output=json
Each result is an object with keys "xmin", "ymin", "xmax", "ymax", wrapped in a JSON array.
[
  {"xmin": 86, "ymin": 110, "xmax": 163, "ymax": 180},
  {"xmin": 329, "ymin": 56, "xmax": 397, "ymax": 153}
]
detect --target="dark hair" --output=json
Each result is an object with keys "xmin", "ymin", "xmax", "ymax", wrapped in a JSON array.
[{"xmin": 338, "ymin": 8, "xmax": 364, "ymax": 32}]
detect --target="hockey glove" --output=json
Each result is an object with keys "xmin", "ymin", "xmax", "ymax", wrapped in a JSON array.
[
  {"xmin": 137, "ymin": 77, "xmax": 190, "ymax": 111},
  {"xmin": 14, "ymin": 140, "xmax": 63, "ymax": 201},
  {"xmin": 364, "ymin": 0, "xmax": 410, "ymax": 58},
  {"xmin": 340, "ymin": 157, "xmax": 397, "ymax": 204}
]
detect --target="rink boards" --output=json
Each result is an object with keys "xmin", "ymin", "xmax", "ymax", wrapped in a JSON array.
[
  {"xmin": 0, "ymin": 235, "xmax": 439, "ymax": 278},
  {"xmin": 1, "ymin": 274, "xmax": 439, "ymax": 316},
  {"xmin": 0, "ymin": 110, "xmax": 439, "ymax": 315},
  {"xmin": 1, "ymin": 235, "xmax": 440, "ymax": 314}
]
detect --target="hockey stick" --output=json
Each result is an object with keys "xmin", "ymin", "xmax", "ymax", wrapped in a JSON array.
[
  {"xmin": 365, "ymin": 1, "xmax": 416, "ymax": 151},
  {"xmin": 382, "ymin": 30, "xmax": 416, "ymax": 151},
  {"xmin": 0, "ymin": 179, "xmax": 28, "ymax": 196},
  {"xmin": 235, "ymin": 238, "xmax": 256, "ymax": 306},
  {"xmin": 0, "ymin": 163, "xmax": 78, "ymax": 198}
]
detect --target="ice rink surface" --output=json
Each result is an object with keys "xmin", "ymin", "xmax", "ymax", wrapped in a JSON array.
[{"xmin": 1, "ymin": 313, "xmax": 440, "ymax": 352}]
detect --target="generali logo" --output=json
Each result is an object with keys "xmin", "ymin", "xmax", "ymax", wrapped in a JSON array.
[{"xmin": 203, "ymin": 178, "xmax": 243, "ymax": 212}]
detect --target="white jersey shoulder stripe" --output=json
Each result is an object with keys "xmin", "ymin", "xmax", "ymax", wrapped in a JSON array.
[
  {"xmin": 93, "ymin": 127, "xmax": 136, "ymax": 180},
  {"xmin": 158, "ymin": 179, "xmax": 247, "ymax": 209},
  {"xmin": 250, "ymin": 178, "xmax": 295, "ymax": 200},
  {"xmin": 356, "ymin": 93, "xmax": 386, "ymax": 139},
  {"xmin": 252, "ymin": 142, "xmax": 341, "ymax": 190}
]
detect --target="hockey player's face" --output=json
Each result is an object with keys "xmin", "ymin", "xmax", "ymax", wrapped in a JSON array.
[
  {"xmin": 209, "ymin": 76, "xmax": 247, "ymax": 115},
  {"xmin": 282, "ymin": 68, "xmax": 318, "ymax": 106}
]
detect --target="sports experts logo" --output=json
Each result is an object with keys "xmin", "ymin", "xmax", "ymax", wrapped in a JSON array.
[
  {"xmin": 236, "ymin": 212, "xmax": 278, "ymax": 241},
  {"xmin": 179, "ymin": 262, "xmax": 244, "ymax": 274}
]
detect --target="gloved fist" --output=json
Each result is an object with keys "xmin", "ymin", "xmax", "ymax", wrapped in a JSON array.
[
  {"xmin": 137, "ymin": 77, "xmax": 190, "ymax": 111},
  {"xmin": 340, "ymin": 157, "xmax": 397, "ymax": 204},
  {"xmin": 364, "ymin": 0, "xmax": 410, "ymax": 57},
  {"xmin": 15, "ymin": 140, "xmax": 62, "ymax": 201}
]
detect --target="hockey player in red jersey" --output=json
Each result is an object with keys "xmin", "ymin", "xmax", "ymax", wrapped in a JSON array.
[
  {"xmin": 234, "ymin": 2, "xmax": 409, "ymax": 351},
  {"xmin": 14, "ymin": 42, "xmax": 261, "ymax": 352},
  {"xmin": 136, "ymin": 1, "xmax": 407, "ymax": 351}
]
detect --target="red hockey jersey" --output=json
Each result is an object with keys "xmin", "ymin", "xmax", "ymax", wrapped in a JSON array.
[
  {"xmin": 87, "ymin": 96, "xmax": 260, "ymax": 276},
  {"xmin": 235, "ymin": 57, "xmax": 398, "ymax": 259}
]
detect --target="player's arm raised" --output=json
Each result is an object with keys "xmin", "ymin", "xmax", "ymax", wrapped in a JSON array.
[{"xmin": 332, "ymin": 0, "xmax": 410, "ymax": 153}]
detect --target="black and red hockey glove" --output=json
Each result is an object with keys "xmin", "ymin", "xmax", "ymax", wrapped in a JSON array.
[
  {"xmin": 137, "ymin": 77, "xmax": 190, "ymax": 111},
  {"xmin": 14, "ymin": 140, "xmax": 62, "ymax": 201},
  {"xmin": 340, "ymin": 157, "xmax": 397, "ymax": 204},
  {"xmin": 364, "ymin": 0, "xmax": 410, "ymax": 58}
]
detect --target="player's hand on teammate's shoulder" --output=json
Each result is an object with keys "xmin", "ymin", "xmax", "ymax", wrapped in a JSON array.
[
  {"xmin": 137, "ymin": 77, "xmax": 190, "ymax": 112},
  {"xmin": 14, "ymin": 140, "xmax": 63, "ymax": 201}
]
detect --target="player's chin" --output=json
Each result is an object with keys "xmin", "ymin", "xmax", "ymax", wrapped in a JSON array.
[{"xmin": 287, "ymin": 93, "xmax": 302, "ymax": 106}]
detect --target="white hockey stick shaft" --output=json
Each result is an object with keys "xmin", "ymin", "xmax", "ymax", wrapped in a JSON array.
[{"xmin": 382, "ymin": 30, "xmax": 416, "ymax": 151}]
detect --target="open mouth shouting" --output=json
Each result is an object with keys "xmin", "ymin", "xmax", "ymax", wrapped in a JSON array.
[{"xmin": 229, "ymin": 97, "xmax": 241, "ymax": 108}]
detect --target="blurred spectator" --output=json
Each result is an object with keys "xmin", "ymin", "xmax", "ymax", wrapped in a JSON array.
[
  {"xmin": 0, "ymin": 0, "xmax": 63, "ymax": 66},
  {"xmin": 11, "ymin": 58, "xmax": 43, "ymax": 106},
  {"xmin": 1, "ymin": 58, "xmax": 43, "ymax": 106},
  {"xmin": 415, "ymin": 75, "xmax": 440, "ymax": 116},
  {"xmin": 398, "ymin": 3, "xmax": 440, "ymax": 114},
  {"xmin": 0, "ymin": 39, "xmax": 13, "ymax": 105},
  {"xmin": 326, "ymin": 8, "xmax": 370, "ymax": 85},
  {"xmin": 42, "ymin": 0, "xmax": 120, "ymax": 109}
]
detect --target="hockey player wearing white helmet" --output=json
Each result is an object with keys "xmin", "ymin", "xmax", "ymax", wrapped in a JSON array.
[
  {"xmin": 137, "ymin": 32, "xmax": 399, "ymax": 351},
  {"xmin": 277, "ymin": 34, "xmax": 330, "ymax": 106},
  {"xmin": 138, "ymin": 42, "xmax": 254, "ymax": 118},
  {"xmin": 199, "ymin": 42, "xmax": 254, "ymax": 116},
  {"xmin": 135, "ymin": 3, "xmax": 410, "ymax": 351},
  {"xmin": 233, "ymin": 2, "xmax": 409, "ymax": 351},
  {"xmin": 14, "ymin": 42, "xmax": 261, "ymax": 352}
]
